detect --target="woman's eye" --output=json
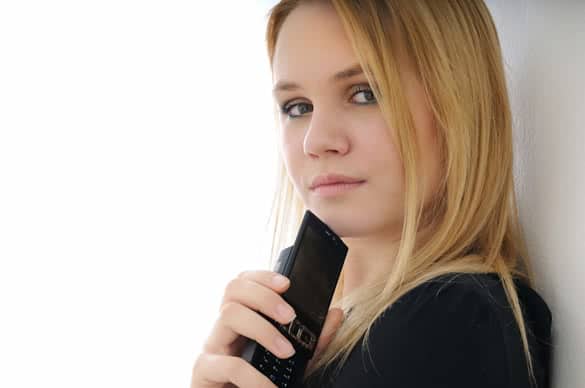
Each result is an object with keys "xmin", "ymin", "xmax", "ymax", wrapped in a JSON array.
[
  {"xmin": 280, "ymin": 86, "xmax": 377, "ymax": 119},
  {"xmin": 282, "ymin": 102, "xmax": 313, "ymax": 119},
  {"xmin": 351, "ymin": 88, "xmax": 377, "ymax": 104}
]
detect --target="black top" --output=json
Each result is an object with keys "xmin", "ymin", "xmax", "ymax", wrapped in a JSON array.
[{"xmin": 299, "ymin": 272, "xmax": 553, "ymax": 388}]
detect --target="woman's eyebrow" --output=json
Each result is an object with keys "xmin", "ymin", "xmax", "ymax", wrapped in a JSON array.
[{"xmin": 272, "ymin": 63, "xmax": 364, "ymax": 95}]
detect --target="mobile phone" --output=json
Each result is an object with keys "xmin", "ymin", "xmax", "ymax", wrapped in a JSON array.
[{"xmin": 240, "ymin": 209, "xmax": 348, "ymax": 387}]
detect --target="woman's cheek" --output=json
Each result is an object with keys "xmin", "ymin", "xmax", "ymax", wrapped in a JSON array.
[{"xmin": 281, "ymin": 145, "xmax": 303, "ymax": 190}]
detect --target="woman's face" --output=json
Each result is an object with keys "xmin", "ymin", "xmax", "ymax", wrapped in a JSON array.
[{"xmin": 271, "ymin": 3, "xmax": 441, "ymax": 239}]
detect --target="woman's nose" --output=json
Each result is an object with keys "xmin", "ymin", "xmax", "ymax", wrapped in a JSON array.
[{"xmin": 302, "ymin": 107, "xmax": 350, "ymax": 158}]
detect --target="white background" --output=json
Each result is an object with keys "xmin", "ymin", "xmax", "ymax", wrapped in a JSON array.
[
  {"xmin": 0, "ymin": 1, "xmax": 280, "ymax": 387},
  {"xmin": 486, "ymin": 2, "xmax": 585, "ymax": 387}
]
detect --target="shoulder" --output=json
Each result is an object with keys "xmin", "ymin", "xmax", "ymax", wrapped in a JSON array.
[
  {"xmin": 364, "ymin": 273, "xmax": 507, "ymax": 383},
  {"xmin": 365, "ymin": 272, "xmax": 551, "ymax": 388},
  {"xmin": 370, "ymin": 272, "xmax": 521, "ymax": 339},
  {"xmin": 375, "ymin": 272, "xmax": 552, "ymax": 333},
  {"xmin": 375, "ymin": 272, "xmax": 507, "ymax": 327},
  {"xmin": 303, "ymin": 273, "xmax": 552, "ymax": 388}
]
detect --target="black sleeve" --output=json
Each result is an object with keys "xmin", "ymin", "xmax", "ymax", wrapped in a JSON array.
[{"xmin": 364, "ymin": 282, "xmax": 511, "ymax": 388}]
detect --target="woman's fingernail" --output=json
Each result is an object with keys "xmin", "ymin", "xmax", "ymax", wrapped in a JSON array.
[
  {"xmin": 277, "ymin": 303, "xmax": 295, "ymax": 321},
  {"xmin": 275, "ymin": 337, "xmax": 295, "ymax": 357},
  {"xmin": 272, "ymin": 274, "xmax": 289, "ymax": 287}
]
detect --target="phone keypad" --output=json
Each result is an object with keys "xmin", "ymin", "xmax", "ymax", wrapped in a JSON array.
[{"xmin": 257, "ymin": 345, "xmax": 297, "ymax": 387}]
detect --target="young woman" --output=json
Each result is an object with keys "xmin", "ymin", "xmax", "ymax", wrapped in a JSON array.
[{"xmin": 191, "ymin": 1, "xmax": 553, "ymax": 387}]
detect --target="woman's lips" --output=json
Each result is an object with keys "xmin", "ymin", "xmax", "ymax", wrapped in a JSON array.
[{"xmin": 310, "ymin": 181, "xmax": 365, "ymax": 197}]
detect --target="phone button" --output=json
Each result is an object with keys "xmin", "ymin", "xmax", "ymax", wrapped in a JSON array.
[
  {"xmin": 289, "ymin": 320, "xmax": 301, "ymax": 337},
  {"xmin": 284, "ymin": 317, "xmax": 316, "ymax": 352}
]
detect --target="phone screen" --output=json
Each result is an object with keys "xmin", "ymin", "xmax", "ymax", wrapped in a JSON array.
[{"xmin": 285, "ymin": 222, "xmax": 343, "ymax": 328}]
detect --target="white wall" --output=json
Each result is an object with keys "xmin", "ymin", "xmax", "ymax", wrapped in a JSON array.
[
  {"xmin": 486, "ymin": 1, "xmax": 585, "ymax": 387},
  {"xmin": 0, "ymin": 2, "xmax": 278, "ymax": 387}
]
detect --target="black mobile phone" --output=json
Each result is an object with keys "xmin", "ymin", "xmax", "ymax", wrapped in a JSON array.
[{"xmin": 240, "ymin": 209, "xmax": 348, "ymax": 387}]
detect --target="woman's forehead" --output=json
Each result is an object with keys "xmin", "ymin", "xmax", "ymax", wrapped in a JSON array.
[
  {"xmin": 272, "ymin": 4, "xmax": 354, "ymax": 69},
  {"xmin": 271, "ymin": 3, "xmax": 411, "ymax": 88}
]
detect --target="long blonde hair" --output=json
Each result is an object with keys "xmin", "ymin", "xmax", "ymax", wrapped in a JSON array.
[{"xmin": 263, "ymin": 0, "xmax": 538, "ymax": 386}]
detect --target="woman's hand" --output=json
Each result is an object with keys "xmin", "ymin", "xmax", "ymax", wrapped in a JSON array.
[
  {"xmin": 190, "ymin": 270, "xmax": 298, "ymax": 388},
  {"xmin": 190, "ymin": 269, "xmax": 345, "ymax": 388}
]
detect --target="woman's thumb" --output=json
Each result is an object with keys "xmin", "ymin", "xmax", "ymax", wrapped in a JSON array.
[{"xmin": 310, "ymin": 308, "xmax": 345, "ymax": 362}]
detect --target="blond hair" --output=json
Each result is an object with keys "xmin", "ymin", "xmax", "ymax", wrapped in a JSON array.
[{"xmin": 263, "ymin": 0, "xmax": 538, "ymax": 386}]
